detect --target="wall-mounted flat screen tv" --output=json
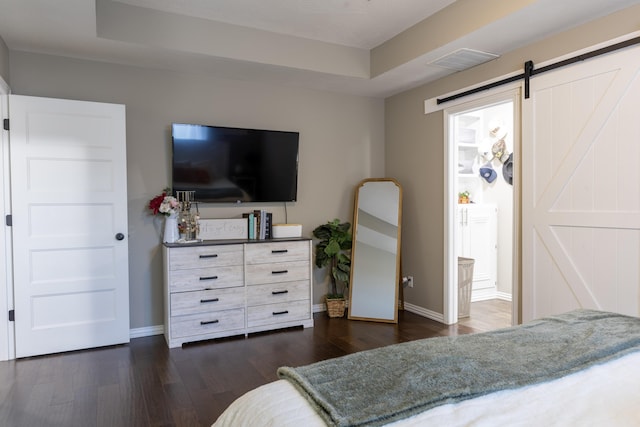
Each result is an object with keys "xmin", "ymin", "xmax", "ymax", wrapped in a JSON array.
[{"xmin": 172, "ymin": 123, "xmax": 299, "ymax": 203}]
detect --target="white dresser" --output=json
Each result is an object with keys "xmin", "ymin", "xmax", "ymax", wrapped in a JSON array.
[{"xmin": 163, "ymin": 238, "xmax": 313, "ymax": 348}]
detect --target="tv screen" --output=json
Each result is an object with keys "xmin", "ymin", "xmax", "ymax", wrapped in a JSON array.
[{"xmin": 171, "ymin": 123, "xmax": 299, "ymax": 203}]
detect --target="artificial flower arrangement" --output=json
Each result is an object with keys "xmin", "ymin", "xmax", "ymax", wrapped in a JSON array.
[{"xmin": 148, "ymin": 188, "xmax": 179, "ymax": 216}]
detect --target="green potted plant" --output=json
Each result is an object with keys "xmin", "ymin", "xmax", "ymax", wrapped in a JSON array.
[{"xmin": 313, "ymin": 219, "xmax": 352, "ymax": 317}]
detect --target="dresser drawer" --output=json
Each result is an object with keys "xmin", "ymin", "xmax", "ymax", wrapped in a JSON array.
[
  {"xmin": 169, "ymin": 265, "xmax": 243, "ymax": 292},
  {"xmin": 247, "ymin": 300, "xmax": 310, "ymax": 328},
  {"xmin": 245, "ymin": 241, "xmax": 309, "ymax": 264},
  {"xmin": 170, "ymin": 308, "xmax": 245, "ymax": 339},
  {"xmin": 170, "ymin": 287, "xmax": 245, "ymax": 317},
  {"xmin": 168, "ymin": 244, "xmax": 243, "ymax": 270},
  {"xmin": 245, "ymin": 260, "xmax": 309, "ymax": 286},
  {"xmin": 246, "ymin": 280, "xmax": 309, "ymax": 307}
]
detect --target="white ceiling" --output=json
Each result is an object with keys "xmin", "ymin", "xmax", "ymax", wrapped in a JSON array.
[
  {"xmin": 117, "ymin": 0, "xmax": 456, "ymax": 49},
  {"xmin": 1, "ymin": 0, "xmax": 639, "ymax": 98}
]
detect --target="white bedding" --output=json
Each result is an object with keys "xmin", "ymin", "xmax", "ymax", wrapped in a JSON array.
[{"xmin": 213, "ymin": 350, "xmax": 640, "ymax": 426}]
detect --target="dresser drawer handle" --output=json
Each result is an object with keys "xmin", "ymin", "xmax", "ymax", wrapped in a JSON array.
[
  {"xmin": 199, "ymin": 276, "xmax": 219, "ymax": 281},
  {"xmin": 271, "ymin": 290, "xmax": 289, "ymax": 295},
  {"xmin": 200, "ymin": 320, "xmax": 219, "ymax": 325},
  {"xmin": 199, "ymin": 254, "xmax": 218, "ymax": 259},
  {"xmin": 272, "ymin": 310, "xmax": 289, "ymax": 316},
  {"xmin": 272, "ymin": 249, "xmax": 288, "ymax": 254},
  {"xmin": 200, "ymin": 298, "xmax": 219, "ymax": 303},
  {"xmin": 272, "ymin": 270, "xmax": 288, "ymax": 275}
]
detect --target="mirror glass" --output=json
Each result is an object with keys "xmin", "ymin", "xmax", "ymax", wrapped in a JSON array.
[{"xmin": 348, "ymin": 178, "xmax": 402, "ymax": 323}]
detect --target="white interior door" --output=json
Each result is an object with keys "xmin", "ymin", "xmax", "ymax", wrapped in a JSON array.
[
  {"xmin": 10, "ymin": 95, "xmax": 130, "ymax": 358},
  {"xmin": 522, "ymin": 45, "xmax": 640, "ymax": 322}
]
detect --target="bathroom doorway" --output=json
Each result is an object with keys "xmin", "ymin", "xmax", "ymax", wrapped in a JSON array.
[{"xmin": 444, "ymin": 89, "xmax": 520, "ymax": 326}]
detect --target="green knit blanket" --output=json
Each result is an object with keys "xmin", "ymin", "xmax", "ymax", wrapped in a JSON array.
[{"xmin": 277, "ymin": 309, "xmax": 640, "ymax": 427}]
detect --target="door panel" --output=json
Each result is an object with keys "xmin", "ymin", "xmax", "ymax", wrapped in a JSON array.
[
  {"xmin": 457, "ymin": 205, "xmax": 497, "ymax": 297},
  {"xmin": 522, "ymin": 46, "xmax": 640, "ymax": 322},
  {"xmin": 10, "ymin": 95, "xmax": 129, "ymax": 357}
]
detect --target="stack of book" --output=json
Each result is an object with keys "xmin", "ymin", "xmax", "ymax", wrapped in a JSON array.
[{"xmin": 243, "ymin": 210, "xmax": 272, "ymax": 239}]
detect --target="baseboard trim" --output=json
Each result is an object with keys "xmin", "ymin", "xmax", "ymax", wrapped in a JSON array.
[
  {"xmin": 403, "ymin": 302, "xmax": 445, "ymax": 324},
  {"xmin": 313, "ymin": 303, "xmax": 326, "ymax": 313},
  {"xmin": 315, "ymin": 301, "xmax": 446, "ymax": 324},
  {"xmin": 495, "ymin": 291, "xmax": 513, "ymax": 302},
  {"xmin": 472, "ymin": 291, "xmax": 513, "ymax": 303},
  {"xmin": 130, "ymin": 325, "xmax": 164, "ymax": 339}
]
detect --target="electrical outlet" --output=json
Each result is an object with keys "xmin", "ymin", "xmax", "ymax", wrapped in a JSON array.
[{"xmin": 407, "ymin": 276, "xmax": 414, "ymax": 288}]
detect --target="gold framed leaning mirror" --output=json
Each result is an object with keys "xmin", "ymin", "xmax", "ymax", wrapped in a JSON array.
[{"xmin": 348, "ymin": 178, "xmax": 403, "ymax": 323}]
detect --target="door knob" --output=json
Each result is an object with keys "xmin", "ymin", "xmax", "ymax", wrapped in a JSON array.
[{"xmin": 115, "ymin": 233, "xmax": 125, "ymax": 241}]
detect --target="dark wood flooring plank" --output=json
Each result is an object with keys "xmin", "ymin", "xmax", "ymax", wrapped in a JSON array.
[
  {"xmin": 69, "ymin": 385, "xmax": 98, "ymax": 427},
  {"xmin": 23, "ymin": 381, "xmax": 68, "ymax": 427},
  {"xmin": 96, "ymin": 383, "xmax": 125, "ymax": 427},
  {"xmin": 136, "ymin": 362, "xmax": 175, "ymax": 426}
]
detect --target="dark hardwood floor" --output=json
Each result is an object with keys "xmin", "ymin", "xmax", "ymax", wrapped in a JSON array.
[{"xmin": 0, "ymin": 300, "xmax": 511, "ymax": 427}]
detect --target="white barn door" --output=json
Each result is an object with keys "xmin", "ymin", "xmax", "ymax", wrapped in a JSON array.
[
  {"xmin": 10, "ymin": 95, "xmax": 130, "ymax": 358},
  {"xmin": 522, "ymin": 45, "xmax": 640, "ymax": 322}
]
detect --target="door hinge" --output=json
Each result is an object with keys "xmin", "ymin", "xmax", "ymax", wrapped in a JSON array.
[
  {"xmin": 2, "ymin": 118, "xmax": 8, "ymax": 131},
  {"xmin": 5, "ymin": 214, "xmax": 11, "ymax": 226},
  {"xmin": 8, "ymin": 310, "xmax": 14, "ymax": 322}
]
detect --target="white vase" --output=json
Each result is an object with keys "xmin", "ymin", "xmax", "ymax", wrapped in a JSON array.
[{"xmin": 163, "ymin": 213, "xmax": 179, "ymax": 243}]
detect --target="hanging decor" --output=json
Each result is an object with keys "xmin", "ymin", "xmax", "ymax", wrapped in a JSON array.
[{"xmin": 502, "ymin": 153, "xmax": 514, "ymax": 185}]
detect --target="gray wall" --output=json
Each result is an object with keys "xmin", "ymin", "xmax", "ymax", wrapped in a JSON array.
[
  {"xmin": 386, "ymin": 4, "xmax": 640, "ymax": 316},
  {"xmin": 0, "ymin": 35, "xmax": 9, "ymax": 85},
  {"xmin": 9, "ymin": 51, "xmax": 385, "ymax": 330}
]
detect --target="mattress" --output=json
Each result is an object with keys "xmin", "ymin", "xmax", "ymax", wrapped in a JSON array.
[{"xmin": 213, "ymin": 341, "xmax": 640, "ymax": 426}]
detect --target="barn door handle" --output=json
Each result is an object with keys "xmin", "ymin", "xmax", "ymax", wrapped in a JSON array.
[{"xmin": 115, "ymin": 233, "xmax": 125, "ymax": 240}]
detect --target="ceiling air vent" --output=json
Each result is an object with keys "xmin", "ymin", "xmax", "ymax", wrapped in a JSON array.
[{"xmin": 429, "ymin": 48, "xmax": 499, "ymax": 71}]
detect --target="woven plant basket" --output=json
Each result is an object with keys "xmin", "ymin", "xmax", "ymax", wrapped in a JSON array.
[{"xmin": 326, "ymin": 298, "xmax": 346, "ymax": 318}]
